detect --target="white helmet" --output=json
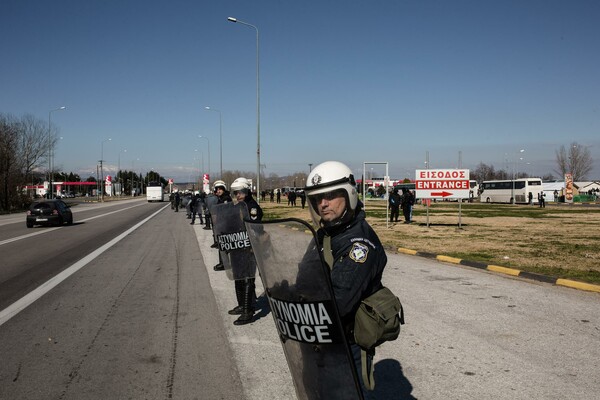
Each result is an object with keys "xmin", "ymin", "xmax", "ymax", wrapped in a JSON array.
[
  {"xmin": 304, "ymin": 161, "xmax": 358, "ymax": 229},
  {"xmin": 213, "ymin": 180, "xmax": 227, "ymax": 191},
  {"xmin": 231, "ymin": 177, "xmax": 251, "ymax": 195}
]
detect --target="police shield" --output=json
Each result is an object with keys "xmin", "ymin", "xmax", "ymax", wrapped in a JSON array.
[
  {"xmin": 245, "ymin": 218, "xmax": 363, "ymax": 400},
  {"xmin": 211, "ymin": 202, "xmax": 256, "ymax": 280}
]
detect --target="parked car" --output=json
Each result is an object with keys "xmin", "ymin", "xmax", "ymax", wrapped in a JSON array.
[{"xmin": 26, "ymin": 199, "xmax": 73, "ymax": 228}]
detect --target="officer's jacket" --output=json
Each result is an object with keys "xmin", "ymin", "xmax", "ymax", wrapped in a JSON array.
[
  {"xmin": 243, "ymin": 196, "xmax": 263, "ymax": 222},
  {"xmin": 217, "ymin": 191, "xmax": 232, "ymax": 204},
  {"xmin": 319, "ymin": 209, "xmax": 386, "ymax": 328}
]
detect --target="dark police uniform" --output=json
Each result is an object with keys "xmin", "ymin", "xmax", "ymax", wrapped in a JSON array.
[
  {"xmin": 213, "ymin": 190, "xmax": 232, "ymax": 270},
  {"xmin": 231, "ymin": 193, "xmax": 263, "ymax": 325},
  {"xmin": 318, "ymin": 203, "xmax": 386, "ymax": 399}
]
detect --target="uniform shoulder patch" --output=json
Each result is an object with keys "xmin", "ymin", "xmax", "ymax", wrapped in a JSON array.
[
  {"xmin": 249, "ymin": 207, "xmax": 259, "ymax": 220},
  {"xmin": 349, "ymin": 242, "xmax": 369, "ymax": 263}
]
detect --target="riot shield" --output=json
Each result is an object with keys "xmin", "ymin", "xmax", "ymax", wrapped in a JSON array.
[
  {"xmin": 245, "ymin": 218, "xmax": 363, "ymax": 400},
  {"xmin": 211, "ymin": 202, "xmax": 256, "ymax": 280}
]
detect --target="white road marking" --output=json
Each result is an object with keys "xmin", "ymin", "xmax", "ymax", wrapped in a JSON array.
[{"xmin": 0, "ymin": 204, "xmax": 170, "ymax": 327}]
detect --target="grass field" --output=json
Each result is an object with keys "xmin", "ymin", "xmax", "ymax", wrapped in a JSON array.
[{"xmin": 260, "ymin": 199, "xmax": 600, "ymax": 285}]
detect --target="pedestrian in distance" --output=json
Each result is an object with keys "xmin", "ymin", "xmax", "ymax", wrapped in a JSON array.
[
  {"xmin": 539, "ymin": 192, "xmax": 546, "ymax": 208},
  {"xmin": 298, "ymin": 190, "xmax": 306, "ymax": 209},
  {"xmin": 401, "ymin": 188, "xmax": 414, "ymax": 223},
  {"xmin": 229, "ymin": 177, "xmax": 263, "ymax": 325},
  {"xmin": 389, "ymin": 187, "xmax": 401, "ymax": 222},
  {"xmin": 304, "ymin": 161, "xmax": 389, "ymax": 400},
  {"xmin": 288, "ymin": 190, "xmax": 297, "ymax": 207},
  {"xmin": 174, "ymin": 191, "xmax": 181, "ymax": 212}
]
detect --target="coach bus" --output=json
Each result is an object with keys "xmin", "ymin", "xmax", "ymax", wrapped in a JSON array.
[
  {"xmin": 479, "ymin": 178, "xmax": 542, "ymax": 204},
  {"xmin": 146, "ymin": 182, "xmax": 164, "ymax": 202}
]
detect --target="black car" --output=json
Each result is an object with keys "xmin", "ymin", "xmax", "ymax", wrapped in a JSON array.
[{"xmin": 26, "ymin": 199, "xmax": 73, "ymax": 228}]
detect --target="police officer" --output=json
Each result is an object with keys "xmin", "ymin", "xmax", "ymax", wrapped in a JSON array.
[
  {"xmin": 212, "ymin": 180, "xmax": 232, "ymax": 271},
  {"xmin": 204, "ymin": 187, "xmax": 218, "ymax": 230},
  {"xmin": 304, "ymin": 161, "xmax": 387, "ymax": 399},
  {"xmin": 229, "ymin": 177, "xmax": 263, "ymax": 325},
  {"xmin": 190, "ymin": 191, "xmax": 204, "ymax": 225},
  {"xmin": 174, "ymin": 190, "xmax": 181, "ymax": 212}
]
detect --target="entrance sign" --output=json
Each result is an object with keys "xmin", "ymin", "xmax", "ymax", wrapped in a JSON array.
[{"xmin": 415, "ymin": 169, "xmax": 470, "ymax": 199}]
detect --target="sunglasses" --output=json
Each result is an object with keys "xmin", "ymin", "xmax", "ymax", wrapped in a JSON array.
[{"xmin": 309, "ymin": 189, "xmax": 346, "ymax": 203}]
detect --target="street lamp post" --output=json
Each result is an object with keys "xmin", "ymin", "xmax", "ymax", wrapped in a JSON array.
[
  {"xmin": 228, "ymin": 16, "xmax": 260, "ymax": 201},
  {"xmin": 100, "ymin": 138, "xmax": 112, "ymax": 201},
  {"xmin": 204, "ymin": 107, "xmax": 222, "ymax": 179},
  {"xmin": 511, "ymin": 149, "xmax": 525, "ymax": 204},
  {"xmin": 198, "ymin": 135, "xmax": 211, "ymax": 178},
  {"xmin": 47, "ymin": 106, "xmax": 66, "ymax": 198},
  {"xmin": 118, "ymin": 149, "xmax": 127, "ymax": 196}
]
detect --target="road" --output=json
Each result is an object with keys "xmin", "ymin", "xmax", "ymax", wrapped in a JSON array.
[{"xmin": 1, "ymin": 198, "xmax": 599, "ymax": 399}]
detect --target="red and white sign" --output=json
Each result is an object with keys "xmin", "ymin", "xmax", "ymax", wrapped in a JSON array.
[{"xmin": 415, "ymin": 169, "xmax": 470, "ymax": 199}]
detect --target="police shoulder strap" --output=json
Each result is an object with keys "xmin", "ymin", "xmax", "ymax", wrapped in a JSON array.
[{"xmin": 322, "ymin": 234, "xmax": 334, "ymax": 269}]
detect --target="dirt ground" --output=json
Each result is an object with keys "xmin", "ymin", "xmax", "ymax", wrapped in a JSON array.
[{"xmin": 260, "ymin": 200, "xmax": 600, "ymax": 283}]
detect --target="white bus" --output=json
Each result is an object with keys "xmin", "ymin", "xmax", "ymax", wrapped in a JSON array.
[
  {"xmin": 146, "ymin": 182, "xmax": 164, "ymax": 202},
  {"xmin": 480, "ymin": 178, "xmax": 543, "ymax": 204}
]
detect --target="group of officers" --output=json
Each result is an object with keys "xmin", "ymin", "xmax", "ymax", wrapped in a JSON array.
[{"xmin": 173, "ymin": 162, "xmax": 390, "ymax": 399}]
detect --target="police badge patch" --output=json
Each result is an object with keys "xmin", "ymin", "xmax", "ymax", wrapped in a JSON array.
[
  {"xmin": 250, "ymin": 207, "xmax": 258, "ymax": 220},
  {"xmin": 349, "ymin": 242, "xmax": 369, "ymax": 263}
]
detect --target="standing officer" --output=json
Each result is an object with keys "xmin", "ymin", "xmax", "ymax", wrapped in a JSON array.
[
  {"xmin": 174, "ymin": 190, "xmax": 181, "ymax": 212},
  {"xmin": 229, "ymin": 177, "xmax": 263, "ymax": 325},
  {"xmin": 401, "ymin": 188, "xmax": 413, "ymax": 223},
  {"xmin": 389, "ymin": 187, "xmax": 401, "ymax": 223},
  {"xmin": 204, "ymin": 188, "xmax": 217, "ymax": 230},
  {"xmin": 212, "ymin": 180, "xmax": 232, "ymax": 271},
  {"xmin": 304, "ymin": 161, "xmax": 387, "ymax": 399}
]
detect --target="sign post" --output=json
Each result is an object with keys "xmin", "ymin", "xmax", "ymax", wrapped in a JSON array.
[{"xmin": 415, "ymin": 169, "xmax": 470, "ymax": 228}]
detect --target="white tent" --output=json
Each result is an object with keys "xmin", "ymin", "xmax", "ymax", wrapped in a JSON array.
[
  {"xmin": 578, "ymin": 181, "xmax": 600, "ymax": 194},
  {"xmin": 542, "ymin": 182, "xmax": 564, "ymax": 202}
]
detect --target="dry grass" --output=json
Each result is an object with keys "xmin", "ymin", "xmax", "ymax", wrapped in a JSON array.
[{"xmin": 260, "ymin": 199, "xmax": 600, "ymax": 284}]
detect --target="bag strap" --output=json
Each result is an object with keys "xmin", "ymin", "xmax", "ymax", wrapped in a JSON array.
[
  {"xmin": 361, "ymin": 349, "xmax": 375, "ymax": 390},
  {"xmin": 324, "ymin": 234, "xmax": 376, "ymax": 389},
  {"xmin": 322, "ymin": 234, "xmax": 334, "ymax": 269}
]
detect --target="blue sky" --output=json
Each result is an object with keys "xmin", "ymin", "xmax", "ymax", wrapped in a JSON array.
[{"xmin": 2, "ymin": 0, "xmax": 599, "ymax": 182}]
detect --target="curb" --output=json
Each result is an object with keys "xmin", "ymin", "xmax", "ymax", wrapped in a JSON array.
[{"xmin": 397, "ymin": 248, "xmax": 600, "ymax": 294}]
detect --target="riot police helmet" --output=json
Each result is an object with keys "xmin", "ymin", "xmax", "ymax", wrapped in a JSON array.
[
  {"xmin": 213, "ymin": 180, "xmax": 227, "ymax": 191},
  {"xmin": 231, "ymin": 177, "xmax": 251, "ymax": 196},
  {"xmin": 304, "ymin": 161, "xmax": 358, "ymax": 229}
]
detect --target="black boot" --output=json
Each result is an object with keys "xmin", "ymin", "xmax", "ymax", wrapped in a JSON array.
[
  {"xmin": 213, "ymin": 263, "xmax": 224, "ymax": 271},
  {"xmin": 233, "ymin": 279, "xmax": 255, "ymax": 325},
  {"xmin": 229, "ymin": 280, "xmax": 245, "ymax": 315}
]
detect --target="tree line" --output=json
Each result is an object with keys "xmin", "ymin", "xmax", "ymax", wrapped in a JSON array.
[
  {"xmin": 470, "ymin": 141, "xmax": 593, "ymax": 183},
  {"xmin": 1, "ymin": 110, "xmax": 593, "ymax": 212},
  {"xmin": 0, "ymin": 113, "xmax": 54, "ymax": 212}
]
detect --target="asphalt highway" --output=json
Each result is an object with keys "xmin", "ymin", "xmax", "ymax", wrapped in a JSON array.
[{"xmin": 1, "ymin": 199, "xmax": 599, "ymax": 399}]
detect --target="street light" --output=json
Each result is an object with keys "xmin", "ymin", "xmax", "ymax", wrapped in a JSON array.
[
  {"xmin": 204, "ymin": 107, "xmax": 222, "ymax": 178},
  {"xmin": 47, "ymin": 106, "xmax": 66, "ymax": 198},
  {"xmin": 198, "ymin": 134, "xmax": 211, "ymax": 178},
  {"xmin": 511, "ymin": 149, "xmax": 525, "ymax": 204},
  {"xmin": 228, "ymin": 16, "xmax": 260, "ymax": 201},
  {"xmin": 100, "ymin": 138, "xmax": 112, "ymax": 201},
  {"xmin": 118, "ymin": 149, "xmax": 127, "ymax": 196}
]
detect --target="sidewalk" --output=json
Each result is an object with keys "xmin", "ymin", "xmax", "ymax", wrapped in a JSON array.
[{"xmin": 191, "ymin": 222, "xmax": 296, "ymax": 400}]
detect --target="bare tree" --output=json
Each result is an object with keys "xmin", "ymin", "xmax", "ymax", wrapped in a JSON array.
[
  {"xmin": 555, "ymin": 142, "xmax": 593, "ymax": 181},
  {"xmin": 19, "ymin": 114, "xmax": 53, "ymax": 178},
  {"xmin": 0, "ymin": 114, "xmax": 20, "ymax": 211}
]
